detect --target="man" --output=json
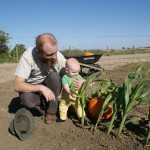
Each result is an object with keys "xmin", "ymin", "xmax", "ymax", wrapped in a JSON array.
[{"xmin": 14, "ymin": 33, "xmax": 84, "ymax": 124}]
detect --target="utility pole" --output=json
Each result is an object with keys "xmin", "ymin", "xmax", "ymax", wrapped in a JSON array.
[
  {"xmin": 16, "ymin": 45, "xmax": 19, "ymax": 63},
  {"xmin": 107, "ymin": 45, "xmax": 109, "ymax": 56}
]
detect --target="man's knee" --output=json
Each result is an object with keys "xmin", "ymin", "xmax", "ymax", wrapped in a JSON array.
[
  {"xmin": 45, "ymin": 72, "xmax": 61, "ymax": 84},
  {"xmin": 44, "ymin": 72, "xmax": 62, "ymax": 95},
  {"xmin": 20, "ymin": 93, "xmax": 40, "ymax": 108}
]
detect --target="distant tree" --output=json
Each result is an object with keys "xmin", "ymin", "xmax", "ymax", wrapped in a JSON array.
[
  {"xmin": 10, "ymin": 44, "xmax": 26, "ymax": 60},
  {"xmin": 0, "ymin": 28, "xmax": 11, "ymax": 54}
]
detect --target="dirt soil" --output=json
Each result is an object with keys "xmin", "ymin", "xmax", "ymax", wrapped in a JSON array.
[{"xmin": 0, "ymin": 53, "xmax": 150, "ymax": 150}]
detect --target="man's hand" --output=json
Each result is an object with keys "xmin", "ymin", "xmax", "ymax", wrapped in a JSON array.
[
  {"xmin": 73, "ymin": 78, "xmax": 85, "ymax": 90},
  {"xmin": 14, "ymin": 76, "xmax": 55, "ymax": 102},
  {"xmin": 40, "ymin": 85, "xmax": 55, "ymax": 102}
]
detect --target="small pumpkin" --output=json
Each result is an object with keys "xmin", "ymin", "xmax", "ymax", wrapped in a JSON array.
[
  {"xmin": 83, "ymin": 51, "xmax": 94, "ymax": 56},
  {"xmin": 88, "ymin": 97, "xmax": 112, "ymax": 120}
]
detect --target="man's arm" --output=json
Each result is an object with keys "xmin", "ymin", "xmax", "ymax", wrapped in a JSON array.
[{"xmin": 14, "ymin": 76, "xmax": 56, "ymax": 102}]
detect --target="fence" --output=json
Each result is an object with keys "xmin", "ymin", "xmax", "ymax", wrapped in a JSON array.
[{"xmin": 0, "ymin": 46, "xmax": 24, "ymax": 63}]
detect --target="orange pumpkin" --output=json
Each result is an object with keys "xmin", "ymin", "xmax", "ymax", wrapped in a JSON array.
[
  {"xmin": 88, "ymin": 97, "xmax": 112, "ymax": 121},
  {"xmin": 83, "ymin": 52, "xmax": 94, "ymax": 56}
]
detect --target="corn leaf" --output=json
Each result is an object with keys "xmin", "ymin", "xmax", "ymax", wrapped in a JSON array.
[
  {"xmin": 139, "ymin": 85, "xmax": 150, "ymax": 99},
  {"xmin": 80, "ymin": 72, "xmax": 100, "ymax": 93},
  {"xmin": 95, "ymin": 94, "xmax": 112, "ymax": 127},
  {"xmin": 86, "ymin": 85, "xmax": 102, "ymax": 99},
  {"xmin": 70, "ymin": 82, "xmax": 77, "ymax": 94},
  {"xmin": 124, "ymin": 77, "xmax": 131, "ymax": 109},
  {"xmin": 131, "ymin": 79, "xmax": 147, "ymax": 101},
  {"xmin": 146, "ymin": 108, "xmax": 150, "ymax": 143},
  {"xmin": 125, "ymin": 67, "xmax": 148, "ymax": 112},
  {"xmin": 139, "ymin": 98, "xmax": 150, "ymax": 104},
  {"xmin": 125, "ymin": 116, "xmax": 142, "ymax": 124}
]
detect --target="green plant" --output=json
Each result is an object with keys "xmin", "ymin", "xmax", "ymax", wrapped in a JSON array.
[
  {"xmin": 70, "ymin": 71, "xmax": 101, "ymax": 128},
  {"xmin": 106, "ymin": 66, "xmax": 150, "ymax": 137},
  {"xmin": 145, "ymin": 107, "xmax": 150, "ymax": 144},
  {"xmin": 117, "ymin": 66, "xmax": 150, "ymax": 137},
  {"xmin": 107, "ymin": 85, "xmax": 123, "ymax": 134}
]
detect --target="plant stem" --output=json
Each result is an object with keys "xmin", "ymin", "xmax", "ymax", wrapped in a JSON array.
[
  {"xmin": 146, "ymin": 127, "xmax": 150, "ymax": 144},
  {"xmin": 94, "ymin": 110, "xmax": 104, "ymax": 131},
  {"xmin": 81, "ymin": 105, "xmax": 85, "ymax": 128},
  {"xmin": 146, "ymin": 109, "xmax": 150, "ymax": 144},
  {"xmin": 107, "ymin": 110, "xmax": 117, "ymax": 134},
  {"xmin": 117, "ymin": 113, "xmax": 128, "ymax": 138}
]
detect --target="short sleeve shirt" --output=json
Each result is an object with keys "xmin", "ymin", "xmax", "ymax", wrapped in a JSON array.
[
  {"xmin": 15, "ymin": 47, "xmax": 66, "ymax": 84},
  {"xmin": 62, "ymin": 74, "xmax": 83, "ymax": 86}
]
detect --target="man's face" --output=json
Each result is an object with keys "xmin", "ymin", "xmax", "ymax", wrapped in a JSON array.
[{"xmin": 38, "ymin": 42, "xmax": 58, "ymax": 66}]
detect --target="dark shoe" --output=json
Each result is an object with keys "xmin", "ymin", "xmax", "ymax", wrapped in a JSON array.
[
  {"xmin": 45, "ymin": 114, "xmax": 57, "ymax": 124},
  {"xmin": 56, "ymin": 118, "xmax": 65, "ymax": 123}
]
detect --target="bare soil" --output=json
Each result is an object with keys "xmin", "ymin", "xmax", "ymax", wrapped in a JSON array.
[{"xmin": 0, "ymin": 53, "xmax": 150, "ymax": 150}]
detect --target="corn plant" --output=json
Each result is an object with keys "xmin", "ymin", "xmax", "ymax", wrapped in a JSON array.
[
  {"xmin": 145, "ymin": 107, "xmax": 150, "ymax": 144},
  {"xmin": 70, "ymin": 71, "xmax": 102, "ymax": 128},
  {"xmin": 107, "ymin": 82, "xmax": 130, "ymax": 134},
  {"xmin": 107, "ymin": 66, "xmax": 150, "ymax": 137},
  {"xmin": 94, "ymin": 94, "xmax": 112, "ymax": 130},
  {"xmin": 116, "ymin": 66, "xmax": 150, "ymax": 137}
]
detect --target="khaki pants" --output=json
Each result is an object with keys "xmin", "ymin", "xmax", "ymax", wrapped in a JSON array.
[{"xmin": 59, "ymin": 90, "xmax": 85, "ymax": 120}]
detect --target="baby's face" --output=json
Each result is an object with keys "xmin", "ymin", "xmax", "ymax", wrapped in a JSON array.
[{"xmin": 67, "ymin": 66, "xmax": 80, "ymax": 78}]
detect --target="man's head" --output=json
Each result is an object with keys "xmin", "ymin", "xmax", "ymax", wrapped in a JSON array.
[
  {"xmin": 36, "ymin": 33, "xmax": 58, "ymax": 66},
  {"xmin": 65, "ymin": 58, "xmax": 81, "ymax": 77}
]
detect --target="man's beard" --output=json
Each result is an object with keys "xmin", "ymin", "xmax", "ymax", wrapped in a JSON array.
[{"xmin": 41, "ymin": 56, "xmax": 57, "ymax": 67}]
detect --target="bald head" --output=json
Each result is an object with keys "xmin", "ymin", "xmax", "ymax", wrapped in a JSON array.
[
  {"xmin": 36, "ymin": 33, "xmax": 57, "ymax": 54},
  {"xmin": 36, "ymin": 33, "xmax": 57, "ymax": 48},
  {"xmin": 66, "ymin": 58, "xmax": 80, "ymax": 72}
]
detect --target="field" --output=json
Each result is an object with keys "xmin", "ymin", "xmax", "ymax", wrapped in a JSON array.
[{"xmin": 0, "ymin": 53, "xmax": 150, "ymax": 150}]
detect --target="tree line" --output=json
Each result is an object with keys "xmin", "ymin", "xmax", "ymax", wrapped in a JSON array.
[
  {"xmin": 0, "ymin": 28, "xmax": 26, "ymax": 63},
  {"xmin": 0, "ymin": 28, "xmax": 150, "ymax": 63}
]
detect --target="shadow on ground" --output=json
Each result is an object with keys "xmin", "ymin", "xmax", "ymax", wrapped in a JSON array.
[
  {"xmin": 8, "ymin": 97, "xmax": 43, "ymax": 116},
  {"xmin": 8, "ymin": 97, "xmax": 22, "ymax": 114}
]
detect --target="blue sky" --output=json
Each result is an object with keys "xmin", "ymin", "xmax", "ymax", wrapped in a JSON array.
[{"xmin": 1, "ymin": 0, "xmax": 150, "ymax": 50}]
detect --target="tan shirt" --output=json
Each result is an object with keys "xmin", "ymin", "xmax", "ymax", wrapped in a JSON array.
[{"xmin": 15, "ymin": 47, "xmax": 66, "ymax": 84}]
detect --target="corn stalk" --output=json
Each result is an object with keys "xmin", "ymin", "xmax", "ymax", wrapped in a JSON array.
[
  {"xmin": 94, "ymin": 93, "xmax": 112, "ymax": 131},
  {"xmin": 146, "ymin": 107, "xmax": 150, "ymax": 144},
  {"xmin": 116, "ymin": 66, "xmax": 150, "ymax": 137},
  {"xmin": 71, "ymin": 71, "xmax": 102, "ymax": 128}
]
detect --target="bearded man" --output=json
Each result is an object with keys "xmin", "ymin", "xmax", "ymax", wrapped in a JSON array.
[
  {"xmin": 14, "ymin": 33, "xmax": 67, "ymax": 124},
  {"xmin": 14, "ymin": 33, "xmax": 85, "ymax": 124}
]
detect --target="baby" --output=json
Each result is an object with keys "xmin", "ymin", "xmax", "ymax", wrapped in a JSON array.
[{"xmin": 59, "ymin": 58, "xmax": 86, "ymax": 122}]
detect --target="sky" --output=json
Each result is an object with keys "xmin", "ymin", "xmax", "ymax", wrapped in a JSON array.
[{"xmin": 1, "ymin": 0, "xmax": 150, "ymax": 50}]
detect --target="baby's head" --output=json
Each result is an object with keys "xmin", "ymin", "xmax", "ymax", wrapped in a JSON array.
[{"xmin": 65, "ymin": 58, "xmax": 80, "ymax": 77}]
